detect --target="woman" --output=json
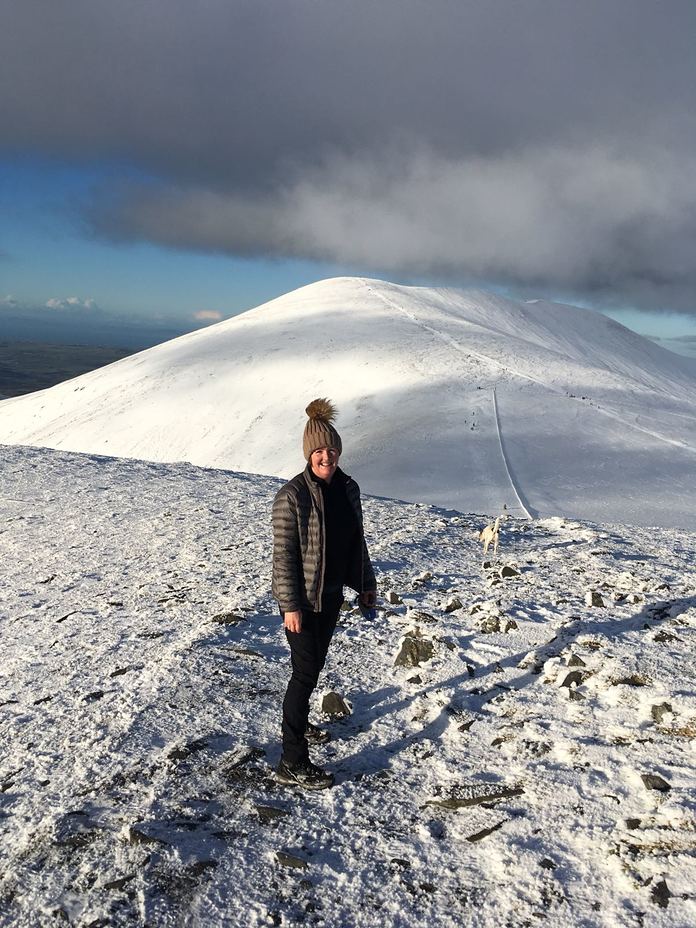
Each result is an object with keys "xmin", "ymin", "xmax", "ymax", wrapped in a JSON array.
[{"xmin": 271, "ymin": 398, "xmax": 377, "ymax": 789}]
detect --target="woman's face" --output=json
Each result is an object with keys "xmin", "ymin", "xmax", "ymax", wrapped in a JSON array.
[{"xmin": 310, "ymin": 446, "xmax": 340, "ymax": 483}]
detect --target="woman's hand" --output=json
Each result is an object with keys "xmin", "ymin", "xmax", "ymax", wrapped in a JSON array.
[{"xmin": 284, "ymin": 610, "xmax": 302, "ymax": 633}]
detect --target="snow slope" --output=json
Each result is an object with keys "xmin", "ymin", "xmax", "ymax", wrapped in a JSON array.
[
  {"xmin": 1, "ymin": 277, "xmax": 695, "ymax": 528},
  {"xmin": 1, "ymin": 444, "xmax": 695, "ymax": 927}
]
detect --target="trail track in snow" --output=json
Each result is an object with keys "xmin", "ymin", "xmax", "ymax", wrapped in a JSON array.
[
  {"xmin": 491, "ymin": 387, "xmax": 535, "ymax": 520},
  {"xmin": 367, "ymin": 282, "xmax": 696, "ymax": 457}
]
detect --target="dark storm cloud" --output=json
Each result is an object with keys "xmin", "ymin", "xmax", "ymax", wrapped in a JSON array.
[{"xmin": 2, "ymin": 0, "xmax": 696, "ymax": 311}]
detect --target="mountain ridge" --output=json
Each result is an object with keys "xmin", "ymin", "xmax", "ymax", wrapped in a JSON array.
[{"xmin": 2, "ymin": 276, "xmax": 695, "ymax": 528}]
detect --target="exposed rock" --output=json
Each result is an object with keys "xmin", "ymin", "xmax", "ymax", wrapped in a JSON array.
[
  {"xmin": 651, "ymin": 879, "xmax": 671, "ymax": 908},
  {"xmin": 219, "ymin": 745, "xmax": 266, "ymax": 780},
  {"xmin": 186, "ymin": 860, "xmax": 218, "ymax": 878},
  {"xmin": 466, "ymin": 820, "xmax": 506, "ymax": 842},
  {"xmin": 457, "ymin": 718, "xmax": 475, "ymax": 733},
  {"xmin": 585, "ymin": 591, "xmax": 605, "ymax": 607},
  {"xmin": 641, "ymin": 773, "xmax": 671, "ymax": 792},
  {"xmin": 255, "ymin": 805, "xmax": 289, "ymax": 824},
  {"xmin": 560, "ymin": 671, "xmax": 585, "ymax": 688},
  {"xmin": 321, "ymin": 691, "xmax": 351, "ymax": 718},
  {"xmin": 54, "ymin": 812, "xmax": 102, "ymax": 848},
  {"xmin": 104, "ymin": 874, "xmax": 136, "ymax": 891},
  {"xmin": 127, "ymin": 824, "xmax": 170, "ymax": 847},
  {"xmin": 425, "ymin": 783, "xmax": 524, "ymax": 810},
  {"xmin": 567, "ymin": 654, "xmax": 586, "ymax": 667},
  {"xmin": 211, "ymin": 611, "xmax": 246, "ymax": 625},
  {"xmin": 503, "ymin": 619, "xmax": 518, "ymax": 633},
  {"xmin": 168, "ymin": 737, "xmax": 209, "ymax": 761},
  {"xmin": 228, "ymin": 645, "xmax": 264, "ymax": 659},
  {"xmin": 56, "ymin": 611, "xmax": 77, "ymax": 623},
  {"xmin": 540, "ymin": 858, "xmax": 557, "ymax": 870},
  {"xmin": 476, "ymin": 615, "xmax": 501, "ymax": 634},
  {"xmin": 276, "ymin": 851, "xmax": 308, "ymax": 870},
  {"xmin": 653, "ymin": 630, "xmax": 678, "ymax": 643},
  {"xmin": 444, "ymin": 596, "xmax": 463, "ymax": 613},
  {"xmin": 651, "ymin": 703, "xmax": 673, "ymax": 725},
  {"xmin": 409, "ymin": 610, "xmax": 438, "ymax": 625},
  {"xmin": 394, "ymin": 631, "xmax": 435, "ymax": 667},
  {"xmin": 385, "ymin": 590, "xmax": 403, "ymax": 605},
  {"xmin": 521, "ymin": 740, "xmax": 551, "ymax": 756},
  {"xmin": 611, "ymin": 674, "xmax": 650, "ymax": 687},
  {"xmin": 110, "ymin": 664, "xmax": 143, "ymax": 678},
  {"xmin": 407, "ymin": 674, "xmax": 422, "ymax": 685},
  {"xmin": 499, "ymin": 565, "xmax": 519, "ymax": 579},
  {"xmin": 412, "ymin": 571, "xmax": 433, "ymax": 584},
  {"xmin": 389, "ymin": 857, "xmax": 411, "ymax": 870},
  {"xmin": 625, "ymin": 818, "xmax": 641, "ymax": 830},
  {"xmin": 647, "ymin": 603, "xmax": 672, "ymax": 621},
  {"xmin": 84, "ymin": 690, "xmax": 105, "ymax": 702}
]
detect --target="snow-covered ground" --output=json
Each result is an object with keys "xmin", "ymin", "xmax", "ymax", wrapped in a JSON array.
[
  {"xmin": 1, "ymin": 277, "xmax": 695, "ymax": 529},
  {"xmin": 2, "ymin": 443, "xmax": 695, "ymax": 927}
]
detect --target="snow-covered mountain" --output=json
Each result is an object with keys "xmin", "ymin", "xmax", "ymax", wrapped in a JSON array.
[
  {"xmin": 1, "ymin": 444, "xmax": 695, "ymax": 926},
  {"xmin": 2, "ymin": 277, "xmax": 695, "ymax": 528}
]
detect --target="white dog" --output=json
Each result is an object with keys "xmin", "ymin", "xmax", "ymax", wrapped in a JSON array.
[{"xmin": 478, "ymin": 517, "xmax": 500, "ymax": 557}]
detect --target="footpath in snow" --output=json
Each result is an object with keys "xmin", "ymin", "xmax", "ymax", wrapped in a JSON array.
[{"xmin": 1, "ymin": 444, "xmax": 695, "ymax": 927}]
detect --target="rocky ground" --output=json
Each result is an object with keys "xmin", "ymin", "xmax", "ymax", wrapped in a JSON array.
[{"xmin": 1, "ymin": 444, "xmax": 695, "ymax": 927}]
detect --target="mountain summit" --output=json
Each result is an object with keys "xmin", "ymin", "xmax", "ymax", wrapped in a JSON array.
[{"xmin": 2, "ymin": 277, "xmax": 695, "ymax": 528}]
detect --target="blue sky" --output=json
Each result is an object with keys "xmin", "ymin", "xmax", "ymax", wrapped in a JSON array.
[
  {"xmin": 1, "ymin": 156, "xmax": 360, "ymax": 345},
  {"xmin": 2, "ymin": 2, "xmax": 696, "ymax": 350}
]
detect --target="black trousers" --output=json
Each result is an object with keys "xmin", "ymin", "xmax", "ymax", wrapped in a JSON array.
[{"xmin": 281, "ymin": 594, "xmax": 342, "ymax": 766}]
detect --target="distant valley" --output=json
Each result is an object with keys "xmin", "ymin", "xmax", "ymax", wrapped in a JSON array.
[{"xmin": 0, "ymin": 341, "xmax": 133, "ymax": 399}]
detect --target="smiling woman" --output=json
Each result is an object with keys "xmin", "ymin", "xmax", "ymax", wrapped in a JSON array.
[
  {"xmin": 270, "ymin": 397, "xmax": 377, "ymax": 790},
  {"xmin": 310, "ymin": 446, "xmax": 339, "ymax": 482}
]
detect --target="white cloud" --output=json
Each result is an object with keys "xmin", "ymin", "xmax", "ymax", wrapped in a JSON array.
[
  {"xmin": 193, "ymin": 310, "xmax": 223, "ymax": 321},
  {"xmin": 45, "ymin": 297, "xmax": 98, "ymax": 311},
  {"xmin": 97, "ymin": 143, "xmax": 696, "ymax": 313}
]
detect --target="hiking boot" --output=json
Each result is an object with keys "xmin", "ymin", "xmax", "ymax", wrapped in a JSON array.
[
  {"xmin": 275, "ymin": 759, "xmax": 334, "ymax": 790},
  {"xmin": 305, "ymin": 722, "xmax": 331, "ymax": 745}
]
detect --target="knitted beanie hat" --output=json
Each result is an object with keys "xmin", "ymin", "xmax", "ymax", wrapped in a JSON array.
[{"xmin": 303, "ymin": 398, "xmax": 342, "ymax": 460}]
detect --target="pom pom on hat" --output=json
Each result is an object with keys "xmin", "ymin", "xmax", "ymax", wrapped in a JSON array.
[
  {"xmin": 303, "ymin": 397, "xmax": 342, "ymax": 460},
  {"xmin": 305, "ymin": 398, "xmax": 337, "ymax": 422}
]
